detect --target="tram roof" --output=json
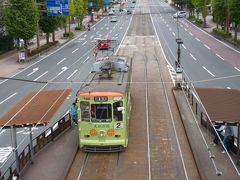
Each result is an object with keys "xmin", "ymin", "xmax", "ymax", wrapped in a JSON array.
[
  {"xmin": 78, "ymin": 71, "xmax": 130, "ymax": 95},
  {"xmin": 0, "ymin": 89, "xmax": 71, "ymax": 128},
  {"xmin": 195, "ymin": 88, "xmax": 240, "ymax": 124}
]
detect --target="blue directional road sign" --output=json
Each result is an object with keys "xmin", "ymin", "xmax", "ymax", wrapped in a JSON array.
[
  {"xmin": 104, "ymin": 0, "xmax": 110, "ymax": 5},
  {"xmin": 46, "ymin": 0, "xmax": 69, "ymax": 16}
]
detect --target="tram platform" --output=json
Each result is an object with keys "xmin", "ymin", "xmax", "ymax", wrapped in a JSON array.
[
  {"xmin": 20, "ymin": 125, "xmax": 79, "ymax": 180},
  {"xmin": 173, "ymin": 89, "xmax": 240, "ymax": 180}
]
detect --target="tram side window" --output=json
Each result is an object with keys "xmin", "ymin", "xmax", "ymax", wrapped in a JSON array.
[
  {"xmin": 80, "ymin": 101, "xmax": 90, "ymax": 121},
  {"xmin": 113, "ymin": 101, "xmax": 123, "ymax": 121}
]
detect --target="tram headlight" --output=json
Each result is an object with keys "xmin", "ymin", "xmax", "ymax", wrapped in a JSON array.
[{"xmin": 99, "ymin": 130, "xmax": 105, "ymax": 137}]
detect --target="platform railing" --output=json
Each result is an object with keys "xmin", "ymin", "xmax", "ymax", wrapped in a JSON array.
[{"xmin": 0, "ymin": 113, "xmax": 72, "ymax": 180}]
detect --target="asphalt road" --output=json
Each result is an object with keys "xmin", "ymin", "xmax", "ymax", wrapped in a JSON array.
[{"xmin": 149, "ymin": 0, "xmax": 240, "ymax": 89}]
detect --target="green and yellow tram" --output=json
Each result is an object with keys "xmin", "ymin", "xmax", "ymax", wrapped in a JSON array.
[{"xmin": 76, "ymin": 56, "xmax": 132, "ymax": 152}]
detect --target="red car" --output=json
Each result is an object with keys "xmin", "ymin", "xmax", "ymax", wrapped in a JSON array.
[{"xmin": 96, "ymin": 39, "xmax": 110, "ymax": 50}]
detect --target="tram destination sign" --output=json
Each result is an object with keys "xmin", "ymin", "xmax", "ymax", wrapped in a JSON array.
[
  {"xmin": 46, "ymin": 0, "xmax": 69, "ymax": 16},
  {"xmin": 94, "ymin": 96, "xmax": 108, "ymax": 102}
]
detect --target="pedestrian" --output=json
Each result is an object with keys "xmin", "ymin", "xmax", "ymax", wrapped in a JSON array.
[
  {"xmin": 70, "ymin": 102, "xmax": 78, "ymax": 125},
  {"xmin": 221, "ymin": 125, "xmax": 234, "ymax": 153},
  {"xmin": 211, "ymin": 124, "xmax": 225, "ymax": 146}
]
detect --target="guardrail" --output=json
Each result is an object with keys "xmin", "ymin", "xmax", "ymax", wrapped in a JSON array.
[{"xmin": 0, "ymin": 113, "xmax": 72, "ymax": 180}]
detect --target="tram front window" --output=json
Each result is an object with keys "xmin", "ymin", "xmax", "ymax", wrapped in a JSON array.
[
  {"xmin": 113, "ymin": 101, "xmax": 123, "ymax": 121},
  {"xmin": 80, "ymin": 101, "xmax": 90, "ymax": 121},
  {"xmin": 91, "ymin": 104, "xmax": 112, "ymax": 122}
]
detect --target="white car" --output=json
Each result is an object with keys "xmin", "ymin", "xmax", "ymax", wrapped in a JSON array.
[
  {"xmin": 173, "ymin": 11, "xmax": 186, "ymax": 18},
  {"xmin": 110, "ymin": 16, "xmax": 117, "ymax": 22},
  {"xmin": 108, "ymin": 10, "xmax": 115, "ymax": 15}
]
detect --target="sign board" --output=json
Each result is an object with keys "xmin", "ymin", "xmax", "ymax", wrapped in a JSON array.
[
  {"xmin": 46, "ymin": 0, "xmax": 69, "ymax": 16},
  {"xmin": 19, "ymin": 51, "xmax": 25, "ymax": 61},
  {"xmin": 104, "ymin": 0, "xmax": 110, "ymax": 5}
]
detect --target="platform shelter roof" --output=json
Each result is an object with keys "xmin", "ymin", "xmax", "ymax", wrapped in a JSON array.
[
  {"xmin": 195, "ymin": 88, "xmax": 240, "ymax": 123},
  {"xmin": 0, "ymin": 89, "xmax": 71, "ymax": 128}
]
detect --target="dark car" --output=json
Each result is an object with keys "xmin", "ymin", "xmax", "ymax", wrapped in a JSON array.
[{"xmin": 127, "ymin": 9, "xmax": 132, "ymax": 14}]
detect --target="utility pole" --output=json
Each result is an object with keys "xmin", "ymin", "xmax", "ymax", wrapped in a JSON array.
[{"xmin": 175, "ymin": 17, "xmax": 183, "ymax": 89}]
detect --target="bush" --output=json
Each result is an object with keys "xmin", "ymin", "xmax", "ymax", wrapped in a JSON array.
[
  {"xmin": 0, "ymin": 35, "xmax": 14, "ymax": 54},
  {"xmin": 75, "ymin": 27, "xmax": 81, "ymax": 30},
  {"xmin": 63, "ymin": 32, "xmax": 74, "ymax": 38},
  {"xmin": 29, "ymin": 41, "xmax": 58, "ymax": 56},
  {"xmin": 195, "ymin": 19, "xmax": 203, "ymax": 26},
  {"xmin": 213, "ymin": 28, "xmax": 232, "ymax": 38}
]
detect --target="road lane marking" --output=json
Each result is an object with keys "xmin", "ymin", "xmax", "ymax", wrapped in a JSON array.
[
  {"xmin": 83, "ymin": 56, "xmax": 90, "ymax": 63},
  {"xmin": 27, "ymin": 67, "xmax": 39, "ymax": 76},
  {"xmin": 34, "ymin": 71, "xmax": 48, "ymax": 81},
  {"xmin": 189, "ymin": 53, "xmax": 196, "ymax": 61},
  {"xmin": 58, "ymin": 66, "xmax": 68, "ymax": 76},
  {"xmin": 202, "ymin": 66, "xmax": 215, "ymax": 77},
  {"xmin": 90, "ymin": 36, "xmax": 94, "ymax": 39},
  {"xmin": 115, "ymin": 34, "xmax": 118, "ymax": 36},
  {"xmin": 57, "ymin": 57, "xmax": 66, "ymax": 65},
  {"xmin": 204, "ymin": 44, "xmax": 210, "ymax": 50},
  {"xmin": 72, "ymin": 48, "xmax": 79, "ymax": 54},
  {"xmin": 195, "ymin": 38, "xmax": 200, "ymax": 42},
  {"xmin": 0, "ymin": 130, "xmax": 6, "ymax": 135},
  {"xmin": 67, "ymin": 70, "xmax": 78, "ymax": 80},
  {"xmin": 169, "ymin": 28, "xmax": 172, "ymax": 31},
  {"xmin": 17, "ymin": 130, "xmax": 24, "ymax": 134},
  {"xmin": 182, "ymin": 44, "xmax": 187, "ymax": 49},
  {"xmin": 82, "ymin": 41, "xmax": 87, "ymax": 46},
  {"xmin": 0, "ymin": 92, "xmax": 17, "ymax": 105},
  {"xmin": 172, "ymin": 32, "xmax": 175, "ymax": 36},
  {"xmin": 234, "ymin": 67, "xmax": 240, "ymax": 72},
  {"xmin": 216, "ymin": 54, "xmax": 224, "ymax": 61},
  {"xmin": 189, "ymin": 32, "xmax": 193, "ymax": 36},
  {"xmin": 184, "ymin": 28, "xmax": 187, "ymax": 31}
]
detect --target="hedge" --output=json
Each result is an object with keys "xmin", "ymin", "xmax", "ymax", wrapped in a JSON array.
[{"xmin": 29, "ymin": 41, "xmax": 58, "ymax": 56}]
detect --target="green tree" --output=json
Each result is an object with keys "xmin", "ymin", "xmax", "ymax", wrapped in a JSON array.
[
  {"xmin": 4, "ymin": 0, "xmax": 39, "ymax": 50},
  {"xmin": 211, "ymin": 0, "xmax": 227, "ymax": 28},
  {"xmin": 39, "ymin": 15, "xmax": 61, "ymax": 44},
  {"xmin": 228, "ymin": 0, "xmax": 240, "ymax": 41},
  {"xmin": 68, "ymin": 0, "xmax": 75, "ymax": 32},
  {"xmin": 74, "ymin": 0, "xmax": 84, "ymax": 28}
]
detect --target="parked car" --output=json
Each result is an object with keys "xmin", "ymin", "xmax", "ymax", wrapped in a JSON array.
[
  {"xmin": 173, "ymin": 11, "xmax": 186, "ymax": 18},
  {"xmin": 110, "ymin": 16, "xmax": 117, "ymax": 22},
  {"xmin": 132, "ymin": 0, "xmax": 136, "ymax": 3}
]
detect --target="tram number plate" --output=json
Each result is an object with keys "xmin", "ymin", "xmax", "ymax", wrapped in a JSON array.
[{"xmin": 114, "ymin": 122, "xmax": 123, "ymax": 129}]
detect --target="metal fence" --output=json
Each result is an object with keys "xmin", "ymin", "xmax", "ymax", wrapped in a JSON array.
[{"xmin": 0, "ymin": 113, "xmax": 72, "ymax": 180}]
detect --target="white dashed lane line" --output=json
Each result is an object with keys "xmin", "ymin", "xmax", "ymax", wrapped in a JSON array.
[
  {"xmin": 82, "ymin": 41, "xmax": 87, "ymax": 46},
  {"xmin": 72, "ymin": 48, "xmax": 79, "ymax": 54},
  {"xmin": 83, "ymin": 56, "xmax": 90, "ymax": 63},
  {"xmin": 189, "ymin": 32, "xmax": 193, "ymax": 36},
  {"xmin": 0, "ymin": 92, "xmax": 17, "ymax": 105},
  {"xmin": 234, "ymin": 67, "xmax": 240, "ymax": 72},
  {"xmin": 195, "ymin": 38, "xmax": 200, "ymax": 42},
  {"xmin": 202, "ymin": 66, "xmax": 215, "ymax": 77},
  {"xmin": 182, "ymin": 44, "xmax": 187, "ymax": 50},
  {"xmin": 216, "ymin": 54, "xmax": 224, "ymax": 61},
  {"xmin": 189, "ymin": 53, "xmax": 197, "ymax": 61},
  {"xmin": 57, "ymin": 57, "xmax": 66, "ymax": 65},
  {"xmin": 204, "ymin": 44, "xmax": 210, "ymax": 50},
  {"xmin": 172, "ymin": 32, "xmax": 175, "ymax": 36},
  {"xmin": 34, "ymin": 71, "xmax": 48, "ymax": 81},
  {"xmin": 67, "ymin": 70, "xmax": 78, "ymax": 80}
]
